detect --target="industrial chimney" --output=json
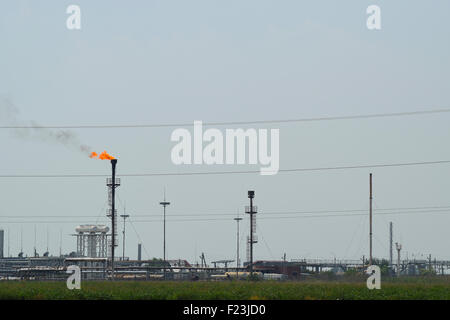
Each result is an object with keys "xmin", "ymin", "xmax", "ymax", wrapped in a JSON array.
[
  {"xmin": 138, "ymin": 243, "xmax": 142, "ymax": 261},
  {"xmin": 106, "ymin": 159, "xmax": 120, "ymax": 279}
]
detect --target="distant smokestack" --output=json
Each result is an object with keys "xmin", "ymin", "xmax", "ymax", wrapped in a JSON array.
[{"xmin": 138, "ymin": 243, "xmax": 142, "ymax": 261}]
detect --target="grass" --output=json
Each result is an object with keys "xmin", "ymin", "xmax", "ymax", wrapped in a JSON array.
[{"xmin": 0, "ymin": 277, "xmax": 450, "ymax": 300}]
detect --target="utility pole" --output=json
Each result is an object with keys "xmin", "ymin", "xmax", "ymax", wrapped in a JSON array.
[
  {"xmin": 234, "ymin": 212, "xmax": 243, "ymax": 279},
  {"xmin": 20, "ymin": 227, "xmax": 23, "ymax": 256},
  {"xmin": 46, "ymin": 227, "xmax": 49, "ymax": 254},
  {"xmin": 160, "ymin": 191, "xmax": 170, "ymax": 280},
  {"xmin": 434, "ymin": 258, "xmax": 437, "ymax": 274},
  {"xmin": 59, "ymin": 229, "xmax": 62, "ymax": 257},
  {"xmin": 245, "ymin": 191, "xmax": 257, "ymax": 277},
  {"xmin": 369, "ymin": 173, "xmax": 373, "ymax": 266},
  {"xmin": 389, "ymin": 222, "xmax": 393, "ymax": 273},
  {"xmin": 120, "ymin": 208, "xmax": 130, "ymax": 261},
  {"xmin": 34, "ymin": 225, "xmax": 37, "ymax": 257},
  {"xmin": 428, "ymin": 254, "xmax": 432, "ymax": 272},
  {"xmin": 7, "ymin": 227, "xmax": 9, "ymax": 257},
  {"xmin": 396, "ymin": 242, "xmax": 402, "ymax": 277}
]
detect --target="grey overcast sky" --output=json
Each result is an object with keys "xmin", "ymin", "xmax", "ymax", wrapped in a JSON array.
[{"xmin": 0, "ymin": 0, "xmax": 450, "ymax": 263}]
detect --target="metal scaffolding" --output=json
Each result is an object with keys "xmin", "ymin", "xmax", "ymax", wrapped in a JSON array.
[{"xmin": 74, "ymin": 225, "xmax": 109, "ymax": 258}]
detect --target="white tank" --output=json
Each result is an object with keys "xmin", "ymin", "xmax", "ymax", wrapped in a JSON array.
[{"xmin": 75, "ymin": 224, "xmax": 109, "ymax": 233}]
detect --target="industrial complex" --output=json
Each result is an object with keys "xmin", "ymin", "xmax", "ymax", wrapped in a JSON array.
[{"xmin": 0, "ymin": 158, "xmax": 449, "ymax": 281}]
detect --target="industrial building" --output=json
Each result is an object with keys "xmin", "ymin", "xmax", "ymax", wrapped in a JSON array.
[{"xmin": 250, "ymin": 260, "xmax": 306, "ymax": 279}]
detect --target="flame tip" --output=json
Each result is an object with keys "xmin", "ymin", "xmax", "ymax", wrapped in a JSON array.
[{"xmin": 89, "ymin": 150, "xmax": 115, "ymax": 160}]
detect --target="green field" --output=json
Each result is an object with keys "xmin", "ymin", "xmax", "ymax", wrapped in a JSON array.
[{"xmin": 0, "ymin": 278, "xmax": 450, "ymax": 300}]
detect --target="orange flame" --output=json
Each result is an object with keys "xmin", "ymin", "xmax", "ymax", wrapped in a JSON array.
[{"xmin": 90, "ymin": 151, "xmax": 115, "ymax": 160}]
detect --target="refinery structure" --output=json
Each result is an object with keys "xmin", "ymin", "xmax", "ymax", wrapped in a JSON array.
[
  {"xmin": 0, "ymin": 159, "xmax": 450, "ymax": 281},
  {"xmin": 74, "ymin": 225, "xmax": 109, "ymax": 258}
]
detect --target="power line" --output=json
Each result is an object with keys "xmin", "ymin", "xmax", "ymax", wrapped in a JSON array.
[
  {"xmin": 0, "ymin": 159, "xmax": 449, "ymax": 178},
  {"xmin": 343, "ymin": 214, "xmax": 366, "ymax": 260},
  {"xmin": 1, "ymin": 205, "xmax": 450, "ymax": 218},
  {"xmin": 132, "ymin": 209, "xmax": 450, "ymax": 221},
  {"xmin": 0, "ymin": 108, "xmax": 448, "ymax": 129},
  {"xmin": 256, "ymin": 223, "xmax": 275, "ymax": 260},
  {"xmin": 2, "ymin": 205, "xmax": 449, "ymax": 218},
  {"xmin": 1, "ymin": 208, "xmax": 450, "ymax": 223}
]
